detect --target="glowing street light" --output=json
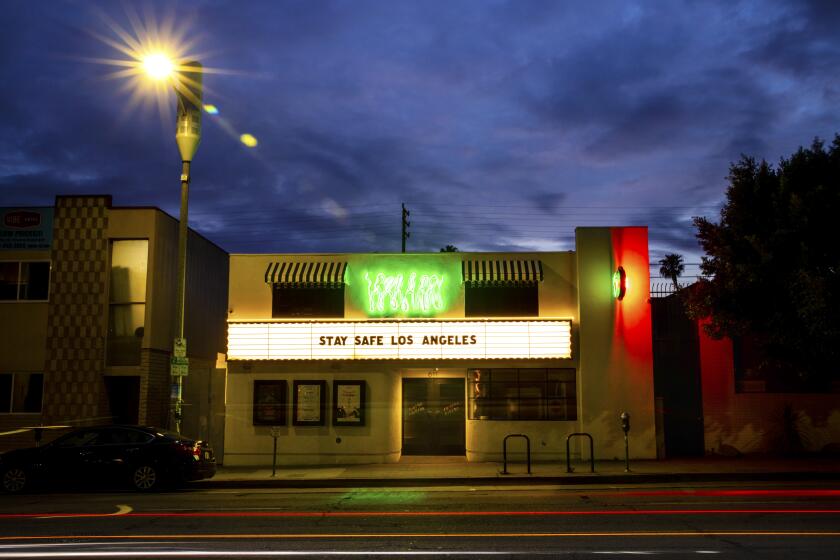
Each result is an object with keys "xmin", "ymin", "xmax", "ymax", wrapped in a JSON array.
[
  {"xmin": 142, "ymin": 53, "xmax": 174, "ymax": 80},
  {"xmin": 141, "ymin": 52, "xmax": 203, "ymax": 433}
]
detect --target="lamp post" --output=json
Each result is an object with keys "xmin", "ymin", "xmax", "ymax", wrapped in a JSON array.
[{"xmin": 144, "ymin": 56, "xmax": 203, "ymax": 433}]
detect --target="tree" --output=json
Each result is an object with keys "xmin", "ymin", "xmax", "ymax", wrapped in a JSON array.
[
  {"xmin": 687, "ymin": 136, "xmax": 840, "ymax": 387},
  {"xmin": 658, "ymin": 253, "xmax": 685, "ymax": 291},
  {"xmin": 440, "ymin": 245, "xmax": 460, "ymax": 252}
]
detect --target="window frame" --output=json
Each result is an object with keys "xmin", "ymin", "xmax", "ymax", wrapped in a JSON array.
[
  {"xmin": 107, "ymin": 239, "xmax": 149, "ymax": 367},
  {"xmin": 464, "ymin": 284, "xmax": 539, "ymax": 317},
  {"xmin": 0, "ymin": 372, "xmax": 44, "ymax": 414},
  {"xmin": 271, "ymin": 285, "xmax": 345, "ymax": 318},
  {"xmin": 468, "ymin": 368, "xmax": 577, "ymax": 421},
  {"xmin": 0, "ymin": 260, "xmax": 51, "ymax": 302}
]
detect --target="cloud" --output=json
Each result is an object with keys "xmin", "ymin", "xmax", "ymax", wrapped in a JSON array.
[{"xmin": 1, "ymin": 0, "xmax": 838, "ymax": 258}]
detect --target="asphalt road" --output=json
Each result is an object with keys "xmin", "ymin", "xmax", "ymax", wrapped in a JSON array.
[{"xmin": 1, "ymin": 481, "xmax": 839, "ymax": 558}]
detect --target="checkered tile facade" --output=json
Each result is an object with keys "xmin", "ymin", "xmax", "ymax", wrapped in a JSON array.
[{"xmin": 42, "ymin": 196, "xmax": 111, "ymax": 424}]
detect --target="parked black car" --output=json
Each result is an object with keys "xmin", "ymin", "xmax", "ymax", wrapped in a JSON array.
[{"xmin": 0, "ymin": 425, "xmax": 216, "ymax": 493}]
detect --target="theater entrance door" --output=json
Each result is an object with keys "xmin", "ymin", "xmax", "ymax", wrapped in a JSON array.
[{"xmin": 402, "ymin": 378, "xmax": 465, "ymax": 455}]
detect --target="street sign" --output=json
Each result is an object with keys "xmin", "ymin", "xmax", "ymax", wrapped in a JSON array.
[
  {"xmin": 174, "ymin": 338, "xmax": 187, "ymax": 358},
  {"xmin": 170, "ymin": 355, "xmax": 189, "ymax": 377}
]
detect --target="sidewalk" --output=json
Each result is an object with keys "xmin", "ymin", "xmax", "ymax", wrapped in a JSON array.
[{"xmin": 191, "ymin": 456, "xmax": 840, "ymax": 489}]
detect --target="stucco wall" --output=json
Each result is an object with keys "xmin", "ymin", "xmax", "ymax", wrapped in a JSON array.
[
  {"xmin": 575, "ymin": 227, "xmax": 656, "ymax": 459},
  {"xmin": 698, "ymin": 324, "xmax": 840, "ymax": 454},
  {"xmin": 224, "ymin": 361, "xmax": 401, "ymax": 466}
]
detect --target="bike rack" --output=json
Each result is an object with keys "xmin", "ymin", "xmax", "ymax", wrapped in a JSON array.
[
  {"xmin": 565, "ymin": 432, "xmax": 595, "ymax": 473},
  {"xmin": 501, "ymin": 434, "xmax": 531, "ymax": 475}
]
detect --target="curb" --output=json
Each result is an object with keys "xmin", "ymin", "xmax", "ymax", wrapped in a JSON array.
[{"xmin": 188, "ymin": 471, "xmax": 840, "ymax": 490}]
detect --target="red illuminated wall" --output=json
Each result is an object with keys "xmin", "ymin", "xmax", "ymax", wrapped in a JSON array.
[
  {"xmin": 610, "ymin": 228, "xmax": 653, "ymax": 373},
  {"xmin": 576, "ymin": 226, "xmax": 656, "ymax": 459}
]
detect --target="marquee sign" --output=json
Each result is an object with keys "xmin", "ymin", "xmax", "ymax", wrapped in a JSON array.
[{"xmin": 228, "ymin": 320, "xmax": 572, "ymax": 361}]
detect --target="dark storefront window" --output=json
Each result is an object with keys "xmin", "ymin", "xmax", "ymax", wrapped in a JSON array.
[
  {"xmin": 0, "ymin": 261, "xmax": 50, "ymax": 301},
  {"xmin": 272, "ymin": 286, "xmax": 344, "ymax": 318},
  {"xmin": 465, "ymin": 285, "xmax": 538, "ymax": 317},
  {"xmin": 0, "ymin": 373, "xmax": 44, "ymax": 413},
  {"xmin": 468, "ymin": 368, "xmax": 576, "ymax": 421}
]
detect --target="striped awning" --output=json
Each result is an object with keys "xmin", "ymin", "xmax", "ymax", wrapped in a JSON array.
[
  {"xmin": 462, "ymin": 259, "xmax": 543, "ymax": 286},
  {"xmin": 264, "ymin": 261, "xmax": 347, "ymax": 287}
]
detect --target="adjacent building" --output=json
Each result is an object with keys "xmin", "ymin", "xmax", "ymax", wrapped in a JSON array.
[{"xmin": 0, "ymin": 196, "xmax": 228, "ymax": 453}]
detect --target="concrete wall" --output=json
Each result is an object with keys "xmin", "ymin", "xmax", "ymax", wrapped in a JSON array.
[{"xmin": 575, "ymin": 227, "xmax": 656, "ymax": 460}]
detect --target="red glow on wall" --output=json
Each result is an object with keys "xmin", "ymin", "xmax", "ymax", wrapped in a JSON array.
[{"xmin": 610, "ymin": 228, "xmax": 653, "ymax": 368}]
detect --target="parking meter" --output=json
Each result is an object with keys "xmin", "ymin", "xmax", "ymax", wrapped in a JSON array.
[
  {"xmin": 620, "ymin": 411, "xmax": 630, "ymax": 472},
  {"xmin": 620, "ymin": 412, "xmax": 630, "ymax": 434}
]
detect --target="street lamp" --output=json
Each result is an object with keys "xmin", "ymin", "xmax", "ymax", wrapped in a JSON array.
[{"xmin": 144, "ymin": 55, "xmax": 203, "ymax": 433}]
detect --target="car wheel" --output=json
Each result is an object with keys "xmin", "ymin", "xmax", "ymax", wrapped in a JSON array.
[
  {"xmin": 131, "ymin": 464, "xmax": 159, "ymax": 491},
  {"xmin": 2, "ymin": 466, "xmax": 28, "ymax": 494}
]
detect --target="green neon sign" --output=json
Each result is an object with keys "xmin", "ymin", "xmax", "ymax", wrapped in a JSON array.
[
  {"xmin": 347, "ymin": 257, "xmax": 460, "ymax": 317},
  {"xmin": 364, "ymin": 271, "xmax": 445, "ymax": 314}
]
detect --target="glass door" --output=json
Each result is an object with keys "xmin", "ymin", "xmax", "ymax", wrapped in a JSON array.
[{"xmin": 402, "ymin": 378, "xmax": 465, "ymax": 455}]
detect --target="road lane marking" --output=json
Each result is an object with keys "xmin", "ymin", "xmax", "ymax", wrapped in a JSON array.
[{"xmin": 0, "ymin": 551, "xmax": 727, "ymax": 558}]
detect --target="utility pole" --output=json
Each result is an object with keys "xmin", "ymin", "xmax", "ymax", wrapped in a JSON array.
[{"xmin": 401, "ymin": 203, "xmax": 410, "ymax": 253}]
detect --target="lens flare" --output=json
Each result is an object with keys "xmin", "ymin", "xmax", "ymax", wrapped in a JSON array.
[{"xmin": 240, "ymin": 133, "xmax": 258, "ymax": 147}]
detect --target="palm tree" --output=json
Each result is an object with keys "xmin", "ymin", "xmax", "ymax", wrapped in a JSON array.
[
  {"xmin": 439, "ymin": 245, "xmax": 460, "ymax": 252},
  {"xmin": 659, "ymin": 253, "xmax": 685, "ymax": 292}
]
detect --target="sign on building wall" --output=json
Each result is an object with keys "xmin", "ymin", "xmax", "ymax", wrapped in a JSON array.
[
  {"xmin": 228, "ymin": 320, "xmax": 572, "ymax": 360},
  {"xmin": 0, "ymin": 208, "xmax": 53, "ymax": 250},
  {"xmin": 345, "ymin": 257, "xmax": 461, "ymax": 318}
]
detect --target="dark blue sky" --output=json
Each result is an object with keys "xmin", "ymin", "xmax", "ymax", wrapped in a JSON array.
[{"xmin": 2, "ymin": 0, "xmax": 839, "ymax": 281}]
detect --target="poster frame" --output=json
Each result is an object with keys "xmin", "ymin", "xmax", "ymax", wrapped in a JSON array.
[
  {"xmin": 292, "ymin": 380, "xmax": 327, "ymax": 426},
  {"xmin": 253, "ymin": 380, "xmax": 287, "ymax": 426},
  {"xmin": 332, "ymin": 380, "xmax": 366, "ymax": 427}
]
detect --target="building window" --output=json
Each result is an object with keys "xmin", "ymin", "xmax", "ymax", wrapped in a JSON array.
[
  {"xmin": 468, "ymin": 368, "xmax": 576, "ymax": 421},
  {"xmin": 0, "ymin": 373, "xmax": 44, "ymax": 413},
  {"xmin": 272, "ymin": 286, "xmax": 344, "ymax": 318},
  {"xmin": 465, "ymin": 285, "xmax": 538, "ymax": 317},
  {"xmin": 0, "ymin": 261, "xmax": 50, "ymax": 301},
  {"xmin": 107, "ymin": 240, "xmax": 148, "ymax": 366}
]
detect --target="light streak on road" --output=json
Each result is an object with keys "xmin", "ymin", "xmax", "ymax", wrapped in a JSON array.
[
  {"xmin": 0, "ymin": 531, "xmax": 839, "ymax": 541},
  {"xmin": 2, "ymin": 508, "xmax": 840, "ymax": 519}
]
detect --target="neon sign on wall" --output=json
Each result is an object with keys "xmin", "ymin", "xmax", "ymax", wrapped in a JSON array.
[
  {"xmin": 364, "ymin": 271, "xmax": 445, "ymax": 315},
  {"xmin": 347, "ymin": 257, "xmax": 461, "ymax": 318}
]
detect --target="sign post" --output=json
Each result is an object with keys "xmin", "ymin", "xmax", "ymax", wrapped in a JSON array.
[{"xmin": 269, "ymin": 425, "xmax": 282, "ymax": 477}]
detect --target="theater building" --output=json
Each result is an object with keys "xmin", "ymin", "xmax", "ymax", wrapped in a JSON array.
[{"xmin": 223, "ymin": 227, "xmax": 655, "ymax": 465}]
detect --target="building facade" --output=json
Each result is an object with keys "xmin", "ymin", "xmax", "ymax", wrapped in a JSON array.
[
  {"xmin": 223, "ymin": 227, "xmax": 655, "ymax": 466},
  {"xmin": 0, "ymin": 196, "xmax": 228, "ymax": 452}
]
